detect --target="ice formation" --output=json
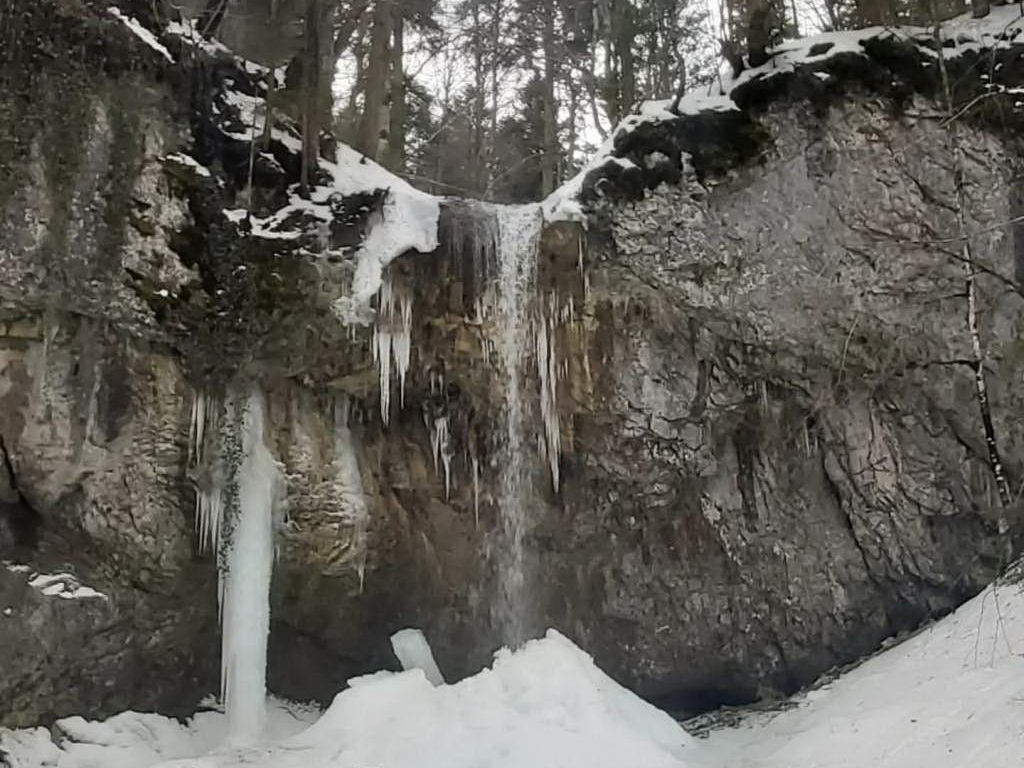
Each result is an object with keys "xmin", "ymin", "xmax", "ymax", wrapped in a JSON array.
[
  {"xmin": 188, "ymin": 388, "xmax": 282, "ymax": 745},
  {"xmin": 374, "ymin": 275, "xmax": 414, "ymax": 425},
  {"xmin": 219, "ymin": 390, "xmax": 281, "ymax": 743},
  {"xmin": 534, "ymin": 299, "xmax": 561, "ymax": 493},
  {"xmin": 390, "ymin": 628, "xmax": 446, "ymax": 686},
  {"xmin": 189, "ymin": 390, "xmax": 223, "ymax": 556},
  {"xmin": 330, "ymin": 397, "xmax": 369, "ymax": 589},
  {"xmin": 429, "ymin": 414, "xmax": 454, "ymax": 499}
]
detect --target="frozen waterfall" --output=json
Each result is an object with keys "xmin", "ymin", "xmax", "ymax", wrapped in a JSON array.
[
  {"xmin": 190, "ymin": 388, "xmax": 281, "ymax": 745},
  {"xmin": 220, "ymin": 390, "xmax": 280, "ymax": 743}
]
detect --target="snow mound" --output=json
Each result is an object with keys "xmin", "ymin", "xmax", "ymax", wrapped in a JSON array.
[
  {"xmin": 0, "ymin": 632, "xmax": 697, "ymax": 768},
  {"xmin": 701, "ymin": 579, "xmax": 1024, "ymax": 768},
  {"xmin": 242, "ymin": 629, "xmax": 696, "ymax": 768}
]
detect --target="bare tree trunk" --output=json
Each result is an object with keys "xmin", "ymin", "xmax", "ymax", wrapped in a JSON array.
[
  {"xmin": 613, "ymin": 1, "xmax": 636, "ymax": 118},
  {"xmin": 582, "ymin": 67, "xmax": 609, "ymax": 140},
  {"xmin": 384, "ymin": 5, "xmax": 405, "ymax": 171},
  {"xmin": 932, "ymin": 12, "xmax": 1012, "ymax": 511},
  {"xmin": 746, "ymin": 0, "xmax": 772, "ymax": 67},
  {"xmin": 540, "ymin": 1, "xmax": 559, "ymax": 196},
  {"xmin": 471, "ymin": 0, "xmax": 487, "ymax": 193},
  {"xmin": 333, "ymin": 0, "xmax": 369, "ymax": 56},
  {"xmin": 198, "ymin": 0, "xmax": 229, "ymax": 37},
  {"xmin": 488, "ymin": 0, "xmax": 502, "ymax": 194},
  {"xmin": 853, "ymin": 0, "xmax": 896, "ymax": 25},
  {"xmin": 357, "ymin": 0, "xmax": 392, "ymax": 161},
  {"xmin": 300, "ymin": 0, "xmax": 323, "ymax": 197}
]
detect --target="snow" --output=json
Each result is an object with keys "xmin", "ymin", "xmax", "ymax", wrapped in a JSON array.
[
  {"xmin": 326, "ymin": 144, "xmax": 439, "ymax": 317},
  {"xmin": 3, "ymin": 563, "xmax": 107, "ymax": 601},
  {"xmin": 107, "ymin": 7, "xmax": 174, "ymax": 63},
  {"xmin": 27, "ymin": 573, "xmax": 108, "ymax": 601},
  {"xmin": 390, "ymin": 628, "xmax": 446, "ymax": 686},
  {"xmin": 3, "ymin": 579, "xmax": 1024, "ymax": 767},
  {"xmin": 0, "ymin": 632, "xmax": 696, "ymax": 768},
  {"xmin": 699, "ymin": 579, "xmax": 1024, "ymax": 768},
  {"xmin": 164, "ymin": 152, "xmax": 212, "ymax": 178},
  {"xmin": 0, "ymin": 699, "xmax": 317, "ymax": 768},
  {"xmin": 165, "ymin": 17, "xmax": 234, "ymax": 59},
  {"xmin": 165, "ymin": 15, "xmax": 440, "ymax": 323},
  {"xmin": 211, "ymin": 79, "xmax": 439, "ymax": 319}
]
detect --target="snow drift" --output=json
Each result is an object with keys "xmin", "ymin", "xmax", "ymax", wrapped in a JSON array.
[
  {"xmin": 0, "ymin": 631, "xmax": 698, "ymax": 768},
  {"xmin": 4, "ymin": 579, "xmax": 1023, "ymax": 768}
]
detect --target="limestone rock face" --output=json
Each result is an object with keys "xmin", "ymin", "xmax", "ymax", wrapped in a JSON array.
[{"xmin": 2, "ymin": 0, "xmax": 1024, "ymax": 727}]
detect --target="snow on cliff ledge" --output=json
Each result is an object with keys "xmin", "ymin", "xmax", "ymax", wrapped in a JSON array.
[
  {"xmin": 164, "ymin": 17, "xmax": 440, "ymax": 323},
  {"xmin": 543, "ymin": 4, "xmax": 1024, "ymax": 221}
]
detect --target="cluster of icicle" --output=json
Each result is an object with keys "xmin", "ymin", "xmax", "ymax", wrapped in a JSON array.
[
  {"xmin": 374, "ymin": 274, "xmax": 413, "ymax": 425},
  {"xmin": 330, "ymin": 396, "xmax": 370, "ymax": 589},
  {"xmin": 535, "ymin": 295, "xmax": 561, "ymax": 493},
  {"xmin": 367, "ymin": 202, "xmax": 580, "ymax": 500},
  {"xmin": 188, "ymin": 387, "xmax": 282, "ymax": 745},
  {"xmin": 189, "ymin": 389, "xmax": 223, "ymax": 556}
]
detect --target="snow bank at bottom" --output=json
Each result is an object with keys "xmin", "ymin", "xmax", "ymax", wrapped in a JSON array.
[
  {"xmin": 0, "ymin": 699, "xmax": 318, "ymax": 768},
  {"xmin": 10, "ymin": 580, "xmax": 1020, "ymax": 768},
  {"xmin": 700, "ymin": 579, "xmax": 1024, "ymax": 768},
  {"xmin": 0, "ymin": 631, "xmax": 697, "ymax": 768}
]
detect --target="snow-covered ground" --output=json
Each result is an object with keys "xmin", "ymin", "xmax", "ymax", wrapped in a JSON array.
[
  {"xmin": 699, "ymin": 578, "xmax": 1024, "ymax": 768},
  {"xmin": 0, "ymin": 632, "xmax": 698, "ymax": 768},
  {"xmin": 0, "ymin": 699, "xmax": 319, "ymax": 768},
  {"xmin": 3, "ymin": 580, "xmax": 1022, "ymax": 768}
]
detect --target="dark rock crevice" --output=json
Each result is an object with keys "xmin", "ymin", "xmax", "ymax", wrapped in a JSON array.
[{"xmin": 0, "ymin": 435, "xmax": 40, "ymax": 553}]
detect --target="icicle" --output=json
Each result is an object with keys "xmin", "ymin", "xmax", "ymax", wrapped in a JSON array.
[
  {"xmin": 472, "ymin": 454, "xmax": 480, "ymax": 529},
  {"xmin": 535, "ymin": 302, "xmax": 561, "ymax": 493},
  {"xmin": 375, "ymin": 274, "xmax": 414, "ymax": 424},
  {"xmin": 430, "ymin": 415, "xmax": 453, "ymax": 500},
  {"xmin": 189, "ymin": 389, "xmax": 205, "ymax": 465},
  {"xmin": 332, "ymin": 396, "xmax": 369, "ymax": 590},
  {"xmin": 190, "ymin": 389, "xmax": 224, "ymax": 556},
  {"xmin": 393, "ymin": 289, "xmax": 413, "ymax": 408},
  {"xmin": 376, "ymin": 275, "xmax": 394, "ymax": 424}
]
